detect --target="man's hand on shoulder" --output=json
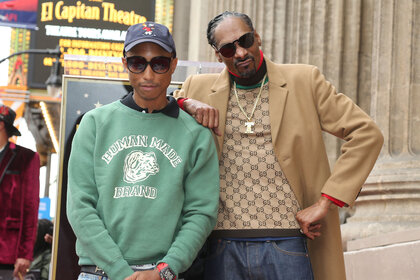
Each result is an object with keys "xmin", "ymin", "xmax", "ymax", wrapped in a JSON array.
[
  {"xmin": 295, "ymin": 196, "xmax": 332, "ymax": 240},
  {"xmin": 124, "ymin": 268, "xmax": 161, "ymax": 280},
  {"xmin": 184, "ymin": 99, "xmax": 221, "ymax": 136},
  {"xmin": 13, "ymin": 258, "xmax": 31, "ymax": 278}
]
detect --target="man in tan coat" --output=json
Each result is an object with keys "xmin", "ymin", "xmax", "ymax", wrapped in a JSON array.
[{"xmin": 175, "ymin": 11, "xmax": 383, "ymax": 280}]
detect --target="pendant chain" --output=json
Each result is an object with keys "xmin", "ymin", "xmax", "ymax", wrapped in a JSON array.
[{"xmin": 233, "ymin": 74, "xmax": 267, "ymax": 123}]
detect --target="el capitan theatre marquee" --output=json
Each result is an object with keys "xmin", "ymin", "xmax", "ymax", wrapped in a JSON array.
[{"xmin": 28, "ymin": 0, "xmax": 155, "ymax": 88}]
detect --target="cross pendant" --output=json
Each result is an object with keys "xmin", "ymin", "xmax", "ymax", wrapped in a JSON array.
[{"xmin": 244, "ymin": 121, "xmax": 255, "ymax": 134}]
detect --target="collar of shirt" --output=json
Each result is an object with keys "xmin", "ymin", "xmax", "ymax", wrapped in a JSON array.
[{"xmin": 120, "ymin": 92, "xmax": 179, "ymax": 118}]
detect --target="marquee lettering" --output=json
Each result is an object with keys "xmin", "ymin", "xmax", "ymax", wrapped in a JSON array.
[{"xmin": 40, "ymin": 1, "xmax": 147, "ymax": 26}]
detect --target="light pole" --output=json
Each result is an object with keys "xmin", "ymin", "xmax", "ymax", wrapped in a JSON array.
[{"xmin": 45, "ymin": 52, "xmax": 62, "ymax": 97}]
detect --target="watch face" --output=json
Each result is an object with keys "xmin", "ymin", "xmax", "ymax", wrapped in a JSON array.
[{"xmin": 160, "ymin": 267, "xmax": 175, "ymax": 280}]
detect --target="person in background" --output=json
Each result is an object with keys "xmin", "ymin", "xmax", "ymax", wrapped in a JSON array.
[
  {"xmin": 0, "ymin": 105, "xmax": 40, "ymax": 280},
  {"xmin": 25, "ymin": 219, "xmax": 53, "ymax": 280},
  {"xmin": 67, "ymin": 21, "xmax": 220, "ymax": 280},
  {"xmin": 174, "ymin": 11, "xmax": 383, "ymax": 280}
]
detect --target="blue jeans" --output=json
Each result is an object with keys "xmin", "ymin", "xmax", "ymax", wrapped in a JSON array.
[{"xmin": 204, "ymin": 238, "xmax": 314, "ymax": 280}]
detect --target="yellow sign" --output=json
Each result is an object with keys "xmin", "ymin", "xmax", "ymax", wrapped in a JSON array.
[{"xmin": 40, "ymin": 1, "xmax": 147, "ymax": 25}]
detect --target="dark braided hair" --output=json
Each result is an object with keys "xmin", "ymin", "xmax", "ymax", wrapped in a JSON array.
[{"xmin": 207, "ymin": 11, "xmax": 254, "ymax": 48}]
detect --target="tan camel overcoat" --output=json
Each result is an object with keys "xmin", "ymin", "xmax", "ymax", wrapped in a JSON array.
[{"xmin": 174, "ymin": 58, "xmax": 383, "ymax": 280}]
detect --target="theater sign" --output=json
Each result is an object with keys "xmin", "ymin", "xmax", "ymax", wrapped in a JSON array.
[
  {"xmin": 28, "ymin": 0, "xmax": 156, "ymax": 88},
  {"xmin": 40, "ymin": 1, "xmax": 147, "ymax": 25}
]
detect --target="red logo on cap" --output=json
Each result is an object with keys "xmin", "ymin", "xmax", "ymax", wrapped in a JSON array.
[
  {"xmin": 0, "ymin": 106, "xmax": 10, "ymax": 116},
  {"xmin": 142, "ymin": 23, "xmax": 155, "ymax": 35}
]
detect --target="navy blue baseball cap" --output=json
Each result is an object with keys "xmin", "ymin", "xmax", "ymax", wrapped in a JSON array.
[{"xmin": 124, "ymin": 22, "xmax": 176, "ymax": 57}]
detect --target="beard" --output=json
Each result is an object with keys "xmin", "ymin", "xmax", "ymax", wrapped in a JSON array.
[{"xmin": 234, "ymin": 56, "xmax": 257, "ymax": 78}]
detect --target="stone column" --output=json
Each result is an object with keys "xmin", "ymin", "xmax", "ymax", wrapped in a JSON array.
[
  {"xmin": 172, "ymin": 0, "xmax": 191, "ymax": 60},
  {"xmin": 341, "ymin": 0, "xmax": 420, "ymax": 242}
]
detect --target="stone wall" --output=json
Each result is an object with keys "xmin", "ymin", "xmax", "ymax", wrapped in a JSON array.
[{"xmin": 173, "ymin": 0, "xmax": 420, "ymax": 277}]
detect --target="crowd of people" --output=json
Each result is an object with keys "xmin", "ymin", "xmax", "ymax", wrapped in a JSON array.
[{"xmin": 1, "ymin": 10, "xmax": 383, "ymax": 280}]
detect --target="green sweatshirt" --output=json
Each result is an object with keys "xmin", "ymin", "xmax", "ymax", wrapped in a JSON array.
[{"xmin": 67, "ymin": 100, "xmax": 219, "ymax": 280}]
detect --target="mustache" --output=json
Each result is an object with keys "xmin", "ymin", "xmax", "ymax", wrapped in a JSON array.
[{"xmin": 234, "ymin": 55, "xmax": 254, "ymax": 66}]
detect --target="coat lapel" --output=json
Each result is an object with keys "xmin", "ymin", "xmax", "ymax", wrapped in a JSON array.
[
  {"xmin": 266, "ymin": 59, "xmax": 288, "ymax": 147},
  {"xmin": 264, "ymin": 60, "xmax": 306, "ymax": 206},
  {"xmin": 208, "ymin": 68, "xmax": 231, "ymax": 156},
  {"xmin": 0, "ymin": 144, "xmax": 17, "ymax": 185}
]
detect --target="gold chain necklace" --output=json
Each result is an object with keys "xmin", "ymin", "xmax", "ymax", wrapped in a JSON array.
[{"xmin": 233, "ymin": 74, "xmax": 267, "ymax": 134}]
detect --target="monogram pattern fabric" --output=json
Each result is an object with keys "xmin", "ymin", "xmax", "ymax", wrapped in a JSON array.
[{"xmin": 216, "ymin": 83, "xmax": 301, "ymax": 230}]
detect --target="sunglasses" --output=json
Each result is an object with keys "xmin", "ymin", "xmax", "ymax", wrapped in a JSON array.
[
  {"xmin": 125, "ymin": 56, "xmax": 172, "ymax": 74},
  {"xmin": 215, "ymin": 31, "xmax": 255, "ymax": 58}
]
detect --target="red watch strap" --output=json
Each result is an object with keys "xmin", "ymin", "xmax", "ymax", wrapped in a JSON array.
[
  {"xmin": 157, "ymin": 262, "xmax": 168, "ymax": 271},
  {"xmin": 157, "ymin": 262, "xmax": 176, "ymax": 280}
]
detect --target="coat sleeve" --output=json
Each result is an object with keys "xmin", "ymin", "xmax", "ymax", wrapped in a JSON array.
[
  {"xmin": 66, "ymin": 113, "xmax": 134, "ymax": 280},
  {"xmin": 310, "ymin": 66, "xmax": 384, "ymax": 206},
  {"xmin": 18, "ymin": 151, "xmax": 40, "ymax": 260},
  {"xmin": 173, "ymin": 75, "xmax": 194, "ymax": 100}
]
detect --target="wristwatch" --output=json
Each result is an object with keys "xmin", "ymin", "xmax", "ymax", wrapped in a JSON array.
[{"xmin": 157, "ymin": 263, "xmax": 176, "ymax": 280}]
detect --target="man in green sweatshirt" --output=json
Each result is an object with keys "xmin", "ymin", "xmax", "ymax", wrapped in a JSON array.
[{"xmin": 67, "ymin": 22, "xmax": 220, "ymax": 280}]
